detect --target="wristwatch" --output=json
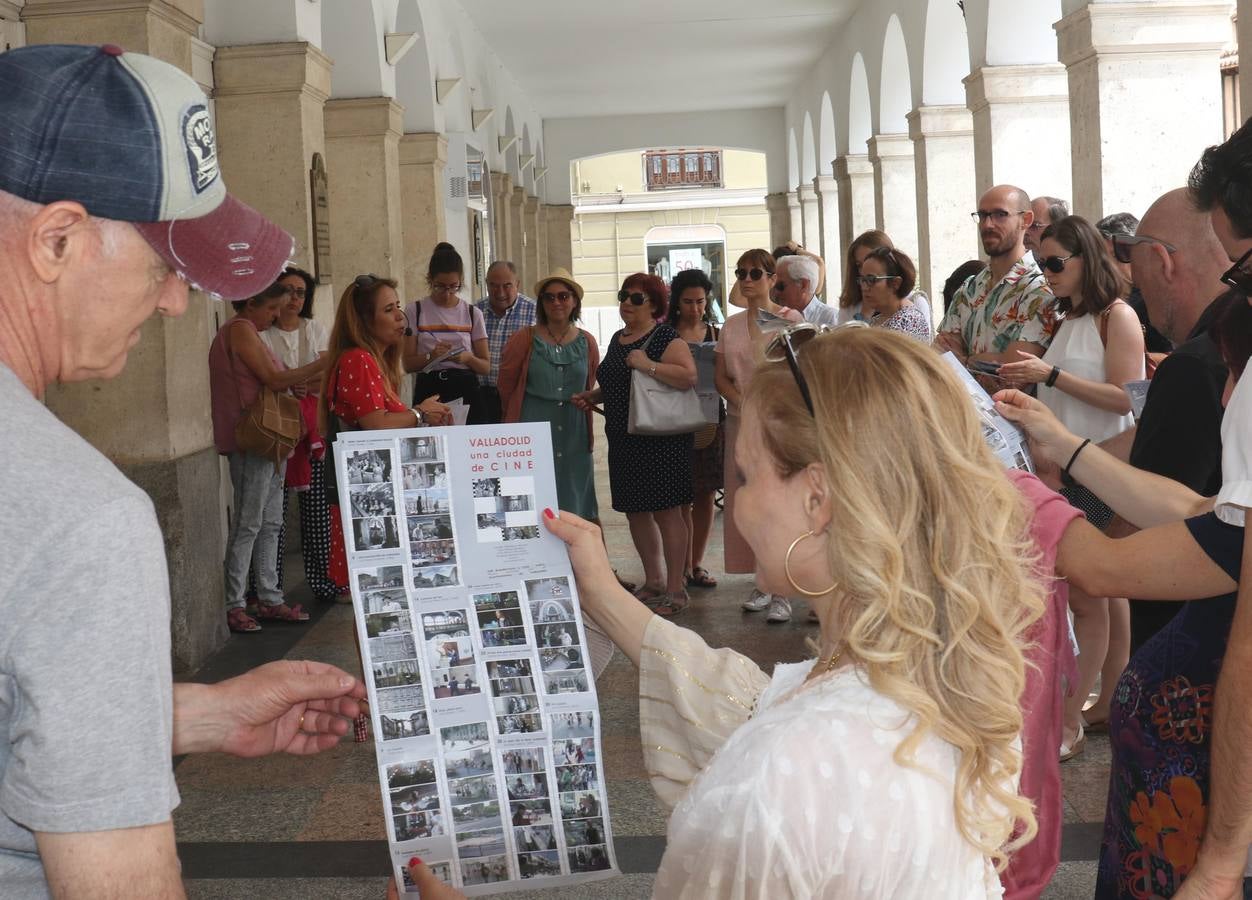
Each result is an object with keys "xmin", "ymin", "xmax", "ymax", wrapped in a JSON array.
[
  {"xmin": 411, "ymin": 406, "xmax": 425, "ymax": 426},
  {"xmin": 648, "ymin": 364, "xmax": 657, "ymax": 377}
]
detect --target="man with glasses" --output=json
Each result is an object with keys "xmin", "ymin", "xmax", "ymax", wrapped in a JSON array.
[
  {"xmin": 1024, "ymin": 196, "xmax": 1070, "ymax": 261},
  {"xmin": 475, "ymin": 261, "xmax": 536, "ymax": 424},
  {"xmin": 773, "ymin": 254, "xmax": 837, "ymax": 326},
  {"xmin": 935, "ymin": 185, "xmax": 1059, "ymax": 377}
]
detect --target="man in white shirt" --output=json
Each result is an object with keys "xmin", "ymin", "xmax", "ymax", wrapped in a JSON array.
[{"xmin": 774, "ymin": 255, "xmax": 837, "ymax": 327}]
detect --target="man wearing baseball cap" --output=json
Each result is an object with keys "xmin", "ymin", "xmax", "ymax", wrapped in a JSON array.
[{"xmin": 0, "ymin": 44, "xmax": 366, "ymax": 897}]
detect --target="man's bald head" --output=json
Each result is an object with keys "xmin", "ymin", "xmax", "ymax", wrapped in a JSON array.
[{"xmin": 1134, "ymin": 187, "xmax": 1230, "ymax": 342}]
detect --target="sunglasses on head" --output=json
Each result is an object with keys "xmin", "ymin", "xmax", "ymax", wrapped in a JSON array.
[
  {"xmin": 617, "ymin": 290, "xmax": 649, "ymax": 305},
  {"xmin": 735, "ymin": 267, "xmax": 771, "ymax": 281},
  {"xmin": 1221, "ymin": 246, "xmax": 1252, "ymax": 294},
  {"xmin": 1109, "ymin": 233, "xmax": 1177, "ymax": 265},
  {"xmin": 762, "ymin": 321, "xmax": 868, "ymax": 416},
  {"xmin": 353, "ymin": 274, "xmax": 380, "ymax": 292},
  {"xmin": 541, "ymin": 290, "xmax": 574, "ymax": 303},
  {"xmin": 1040, "ymin": 254, "xmax": 1076, "ymax": 274}
]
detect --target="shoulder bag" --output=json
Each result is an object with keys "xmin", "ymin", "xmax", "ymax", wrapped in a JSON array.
[
  {"xmin": 628, "ymin": 327, "xmax": 706, "ymax": 436},
  {"xmin": 229, "ymin": 323, "xmax": 303, "ymax": 469}
]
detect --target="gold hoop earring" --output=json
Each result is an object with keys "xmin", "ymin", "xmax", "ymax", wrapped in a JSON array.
[{"xmin": 784, "ymin": 531, "xmax": 836, "ymax": 598}]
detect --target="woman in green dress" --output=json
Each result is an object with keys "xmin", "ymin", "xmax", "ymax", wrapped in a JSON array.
[{"xmin": 498, "ymin": 269, "xmax": 601, "ymax": 521}]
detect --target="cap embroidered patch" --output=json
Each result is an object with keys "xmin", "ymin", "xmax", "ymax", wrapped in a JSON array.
[{"xmin": 182, "ymin": 104, "xmax": 219, "ymax": 194}]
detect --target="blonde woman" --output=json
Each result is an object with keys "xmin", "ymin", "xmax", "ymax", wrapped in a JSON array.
[{"xmin": 546, "ymin": 327, "xmax": 1045, "ymax": 897}]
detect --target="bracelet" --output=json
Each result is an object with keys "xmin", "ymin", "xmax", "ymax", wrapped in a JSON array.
[
  {"xmin": 1045, "ymin": 366, "xmax": 1061, "ymax": 388},
  {"xmin": 648, "ymin": 364, "xmax": 657, "ymax": 377},
  {"xmin": 411, "ymin": 406, "xmax": 425, "ymax": 426},
  {"xmin": 1061, "ymin": 438, "xmax": 1091, "ymax": 485}
]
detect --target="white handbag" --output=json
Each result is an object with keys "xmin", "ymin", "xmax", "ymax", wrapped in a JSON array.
[{"xmin": 627, "ymin": 328, "xmax": 706, "ymax": 436}]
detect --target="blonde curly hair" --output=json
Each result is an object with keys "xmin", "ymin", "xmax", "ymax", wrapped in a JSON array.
[{"xmin": 744, "ymin": 326, "xmax": 1044, "ymax": 871}]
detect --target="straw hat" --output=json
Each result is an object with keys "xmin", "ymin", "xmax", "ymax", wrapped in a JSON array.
[{"xmin": 533, "ymin": 268, "xmax": 584, "ymax": 302}]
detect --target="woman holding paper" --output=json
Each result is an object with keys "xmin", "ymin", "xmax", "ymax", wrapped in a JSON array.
[
  {"xmin": 498, "ymin": 269, "xmax": 600, "ymax": 521},
  {"xmin": 403, "ymin": 243, "xmax": 492, "ymax": 424},
  {"xmin": 998, "ymin": 215, "xmax": 1145, "ymax": 760}
]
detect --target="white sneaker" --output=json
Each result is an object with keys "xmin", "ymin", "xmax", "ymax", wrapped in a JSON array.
[
  {"xmin": 741, "ymin": 589, "xmax": 771, "ymax": 612},
  {"xmin": 765, "ymin": 595, "xmax": 792, "ymax": 623}
]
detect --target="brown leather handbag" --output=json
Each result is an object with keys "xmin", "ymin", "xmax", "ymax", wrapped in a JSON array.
[{"xmin": 235, "ymin": 386, "xmax": 303, "ymax": 469}]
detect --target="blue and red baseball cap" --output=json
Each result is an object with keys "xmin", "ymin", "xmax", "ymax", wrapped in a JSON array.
[{"xmin": 0, "ymin": 43, "xmax": 293, "ymax": 301}]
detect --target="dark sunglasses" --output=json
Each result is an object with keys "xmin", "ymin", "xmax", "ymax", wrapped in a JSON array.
[
  {"xmin": 617, "ymin": 290, "xmax": 649, "ymax": 305},
  {"xmin": 1040, "ymin": 254, "xmax": 1076, "ymax": 274},
  {"xmin": 734, "ymin": 267, "xmax": 770, "ymax": 282},
  {"xmin": 1110, "ymin": 233, "xmax": 1177, "ymax": 265},
  {"xmin": 762, "ymin": 321, "xmax": 867, "ymax": 415},
  {"xmin": 1221, "ymin": 246, "xmax": 1252, "ymax": 294},
  {"xmin": 540, "ymin": 290, "xmax": 573, "ymax": 303}
]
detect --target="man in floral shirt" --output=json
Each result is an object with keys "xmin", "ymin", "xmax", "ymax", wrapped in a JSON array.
[{"xmin": 936, "ymin": 185, "xmax": 1060, "ymax": 369}]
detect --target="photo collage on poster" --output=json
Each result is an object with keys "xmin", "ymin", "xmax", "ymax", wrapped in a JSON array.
[{"xmin": 336, "ymin": 425, "xmax": 617, "ymax": 895}]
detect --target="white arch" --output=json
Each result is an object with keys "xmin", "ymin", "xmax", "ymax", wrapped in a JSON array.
[
  {"xmin": 503, "ymin": 107, "xmax": 519, "ymax": 182},
  {"xmin": 787, "ymin": 127, "xmax": 800, "ymax": 188},
  {"xmin": 966, "ymin": 0, "xmax": 1062, "ymax": 68},
  {"xmin": 921, "ymin": 0, "xmax": 971, "ymax": 106},
  {"xmin": 321, "ymin": 0, "xmax": 395, "ymax": 99},
  {"xmin": 879, "ymin": 15, "xmax": 912, "ymax": 132},
  {"xmin": 521, "ymin": 124, "xmax": 534, "ymax": 195},
  {"xmin": 818, "ymin": 92, "xmax": 836, "ymax": 177},
  {"xmin": 394, "ymin": 0, "xmax": 439, "ymax": 133},
  {"xmin": 848, "ymin": 53, "xmax": 872, "ymax": 152},
  {"xmin": 801, "ymin": 111, "xmax": 817, "ymax": 183}
]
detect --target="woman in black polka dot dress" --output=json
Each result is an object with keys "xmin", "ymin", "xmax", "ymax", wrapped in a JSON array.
[{"xmin": 574, "ymin": 274, "xmax": 697, "ymax": 616}]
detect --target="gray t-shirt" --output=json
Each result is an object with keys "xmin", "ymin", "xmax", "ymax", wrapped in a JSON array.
[{"xmin": 0, "ymin": 364, "xmax": 179, "ymax": 897}]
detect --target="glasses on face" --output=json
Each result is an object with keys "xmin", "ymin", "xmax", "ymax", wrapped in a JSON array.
[
  {"xmin": 280, "ymin": 285, "xmax": 308, "ymax": 299},
  {"xmin": 617, "ymin": 290, "xmax": 649, "ymax": 305},
  {"xmin": 856, "ymin": 274, "xmax": 895, "ymax": 287},
  {"xmin": 735, "ymin": 267, "xmax": 770, "ymax": 281},
  {"xmin": 1221, "ymin": 246, "xmax": 1252, "ymax": 293},
  {"xmin": 1041, "ymin": 253, "xmax": 1077, "ymax": 274},
  {"xmin": 762, "ymin": 321, "xmax": 868, "ymax": 416},
  {"xmin": 1111, "ymin": 233, "xmax": 1178, "ymax": 265},
  {"xmin": 970, "ymin": 209, "xmax": 1026, "ymax": 224},
  {"xmin": 431, "ymin": 282, "xmax": 462, "ymax": 295},
  {"xmin": 540, "ymin": 290, "xmax": 573, "ymax": 303}
]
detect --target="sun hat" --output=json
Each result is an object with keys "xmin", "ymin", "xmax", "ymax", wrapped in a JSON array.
[
  {"xmin": 533, "ymin": 268, "xmax": 584, "ymax": 302},
  {"xmin": 0, "ymin": 43, "xmax": 292, "ymax": 300}
]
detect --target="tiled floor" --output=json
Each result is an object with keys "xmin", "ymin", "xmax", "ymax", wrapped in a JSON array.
[{"xmin": 178, "ymin": 427, "xmax": 1110, "ymax": 898}]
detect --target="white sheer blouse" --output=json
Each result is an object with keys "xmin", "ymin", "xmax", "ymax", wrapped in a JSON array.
[{"xmin": 639, "ymin": 617, "xmax": 1003, "ymax": 900}]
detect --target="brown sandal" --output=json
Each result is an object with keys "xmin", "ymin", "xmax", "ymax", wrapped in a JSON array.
[
  {"xmin": 686, "ymin": 567, "xmax": 717, "ymax": 589},
  {"xmin": 646, "ymin": 591, "xmax": 690, "ymax": 618},
  {"xmin": 227, "ymin": 607, "xmax": 262, "ymax": 633}
]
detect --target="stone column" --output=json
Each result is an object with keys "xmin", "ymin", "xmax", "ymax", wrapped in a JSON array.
[
  {"xmin": 523, "ymin": 196, "xmax": 542, "ymax": 290},
  {"xmin": 796, "ymin": 182, "xmax": 821, "ymax": 253},
  {"xmin": 786, "ymin": 191, "xmax": 803, "ymax": 245},
  {"xmin": 868, "ymin": 133, "xmax": 919, "ymax": 261},
  {"xmin": 812, "ymin": 174, "xmax": 842, "ymax": 287},
  {"xmin": 534, "ymin": 202, "xmax": 549, "ymax": 281},
  {"xmin": 545, "ymin": 204, "xmax": 576, "ymax": 273},
  {"xmin": 833, "ymin": 153, "xmax": 876, "ymax": 252},
  {"xmin": 213, "ymin": 42, "xmax": 332, "ymax": 278},
  {"xmin": 22, "ymin": 0, "xmax": 227, "ymax": 672},
  {"xmin": 509, "ymin": 186, "xmax": 527, "ymax": 283},
  {"xmin": 964, "ymin": 64, "xmax": 1071, "ymax": 201},
  {"xmin": 908, "ymin": 105, "xmax": 979, "ymax": 302},
  {"xmin": 491, "ymin": 172, "xmax": 514, "ymax": 268},
  {"xmin": 1057, "ymin": 1, "xmax": 1231, "ymax": 220},
  {"xmin": 324, "ymin": 97, "xmax": 405, "ymax": 294},
  {"xmin": 399, "ymin": 133, "xmax": 447, "ymax": 295},
  {"xmin": 1240, "ymin": 1, "xmax": 1252, "ymax": 112},
  {"xmin": 765, "ymin": 192, "xmax": 792, "ymax": 247}
]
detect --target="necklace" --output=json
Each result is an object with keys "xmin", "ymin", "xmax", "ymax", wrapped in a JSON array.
[
  {"xmin": 547, "ymin": 322, "xmax": 574, "ymax": 352},
  {"xmin": 808, "ymin": 645, "xmax": 843, "ymax": 682}
]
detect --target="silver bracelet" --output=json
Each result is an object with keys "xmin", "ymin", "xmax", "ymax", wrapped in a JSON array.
[{"xmin": 411, "ymin": 406, "xmax": 425, "ymax": 426}]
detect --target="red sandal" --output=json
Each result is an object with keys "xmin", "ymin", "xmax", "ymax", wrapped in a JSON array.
[
  {"xmin": 227, "ymin": 607, "xmax": 262, "ymax": 633},
  {"xmin": 255, "ymin": 602, "xmax": 310, "ymax": 623}
]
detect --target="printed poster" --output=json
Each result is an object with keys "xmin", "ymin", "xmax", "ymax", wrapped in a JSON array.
[{"xmin": 334, "ymin": 423, "xmax": 618, "ymax": 895}]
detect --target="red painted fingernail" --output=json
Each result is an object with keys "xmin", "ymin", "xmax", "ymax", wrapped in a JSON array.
[
  {"xmin": 409, "ymin": 856, "xmax": 422, "ymax": 867},
  {"xmin": 543, "ymin": 508, "xmax": 555, "ymax": 519}
]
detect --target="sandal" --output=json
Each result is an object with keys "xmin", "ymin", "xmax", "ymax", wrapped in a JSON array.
[
  {"xmin": 686, "ymin": 567, "xmax": 718, "ymax": 589},
  {"xmin": 615, "ymin": 571, "xmax": 638, "ymax": 593},
  {"xmin": 227, "ymin": 607, "xmax": 262, "ymax": 633},
  {"xmin": 646, "ymin": 591, "xmax": 690, "ymax": 618},
  {"xmin": 632, "ymin": 585, "xmax": 664, "ymax": 603},
  {"xmin": 255, "ymin": 602, "xmax": 310, "ymax": 623}
]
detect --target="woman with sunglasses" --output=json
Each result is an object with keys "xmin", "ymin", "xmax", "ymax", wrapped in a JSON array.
[
  {"xmin": 573, "ymin": 273, "xmax": 697, "ymax": 616},
  {"xmin": 255, "ymin": 265, "xmax": 342, "ymax": 604},
  {"xmin": 858, "ymin": 247, "xmax": 932, "ymax": 342},
  {"xmin": 716, "ymin": 249, "xmax": 804, "ymax": 621},
  {"xmin": 321, "ymin": 275, "xmax": 452, "ymax": 590},
  {"xmin": 838, "ymin": 229, "xmax": 932, "ymax": 327},
  {"xmin": 543, "ymin": 327, "xmax": 1046, "ymax": 897},
  {"xmin": 498, "ymin": 269, "xmax": 600, "ymax": 523},
  {"xmin": 999, "ymin": 215, "xmax": 1145, "ymax": 761},
  {"xmin": 403, "ymin": 243, "xmax": 491, "ymax": 425}
]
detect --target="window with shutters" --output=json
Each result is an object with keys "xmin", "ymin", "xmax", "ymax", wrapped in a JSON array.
[{"xmin": 644, "ymin": 149, "xmax": 723, "ymax": 190}]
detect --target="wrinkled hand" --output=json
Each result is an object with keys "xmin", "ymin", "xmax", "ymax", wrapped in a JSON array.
[
  {"xmin": 571, "ymin": 391, "xmax": 594, "ymax": 412},
  {"xmin": 419, "ymin": 396, "xmax": 453, "ymax": 426},
  {"xmin": 388, "ymin": 859, "xmax": 466, "ymax": 900},
  {"xmin": 626, "ymin": 349, "xmax": 650, "ymax": 371},
  {"xmin": 184, "ymin": 660, "xmax": 367, "ymax": 758},
  {"xmin": 542, "ymin": 509, "xmax": 620, "ymax": 621},
  {"xmin": 997, "ymin": 351, "xmax": 1053, "ymax": 385},
  {"xmin": 992, "ymin": 389, "xmax": 1081, "ymax": 468}
]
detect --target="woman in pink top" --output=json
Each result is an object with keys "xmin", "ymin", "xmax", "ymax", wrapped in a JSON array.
[
  {"xmin": 714, "ymin": 248, "xmax": 803, "ymax": 622},
  {"xmin": 208, "ymin": 281, "xmax": 327, "ymax": 633}
]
